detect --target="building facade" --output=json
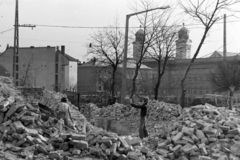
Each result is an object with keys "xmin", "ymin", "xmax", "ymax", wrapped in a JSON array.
[
  {"xmin": 141, "ymin": 25, "xmax": 240, "ymax": 100},
  {"xmin": 77, "ymin": 58, "xmax": 154, "ymax": 96},
  {"xmin": 0, "ymin": 46, "xmax": 78, "ymax": 92}
]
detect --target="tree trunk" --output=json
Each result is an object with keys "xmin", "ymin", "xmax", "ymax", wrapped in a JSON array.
[
  {"xmin": 229, "ymin": 90, "xmax": 233, "ymax": 110},
  {"xmin": 154, "ymin": 62, "xmax": 161, "ymax": 100},
  {"xmin": 130, "ymin": 65, "xmax": 140, "ymax": 99},
  {"xmin": 111, "ymin": 67, "xmax": 117, "ymax": 97},
  {"xmin": 180, "ymin": 29, "xmax": 209, "ymax": 108}
]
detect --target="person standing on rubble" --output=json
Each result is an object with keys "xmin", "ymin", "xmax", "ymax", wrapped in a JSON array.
[
  {"xmin": 126, "ymin": 97, "xmax": 149, "ymax": 139},
  {"xmin": 55, "ymin": 97, "xmax": 75, "ymax": 130}
]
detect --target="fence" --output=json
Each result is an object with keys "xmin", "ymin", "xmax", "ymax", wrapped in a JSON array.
[{"xmin": 63, "ymin": 91, "xmax": 109, "ymax": 107}]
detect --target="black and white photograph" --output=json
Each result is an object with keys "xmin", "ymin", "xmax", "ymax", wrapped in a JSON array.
[{"xmin": 1, "ymin": 0, "xmax": 240, "ymax": 159}]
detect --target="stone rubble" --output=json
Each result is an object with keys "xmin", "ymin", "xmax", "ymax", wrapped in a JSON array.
[
  {"xmin": 0, "ymin": 76, "xmax": 164, "ymax": 160},
  {"xmin": 144, "ymin": 104, "xmax": 240, "ymax": 160},
  {"xmin": 82, "ymin": 100, "xmax": 182, "ymax": 135},
  {"xmin": 1, "ymin": 76, "xmax": 240, "ymax": 159}
]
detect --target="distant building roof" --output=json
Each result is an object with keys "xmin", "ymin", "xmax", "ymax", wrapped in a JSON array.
[
  {"xmin": 64, "ymin": 53, "xmax": 79, "ymax": 62},
  {"xmin": 79, "ymin": 59, "xmax": 152, "ymax": 69},
  {"xmin": 209, "ymin": 51, "xmax": 240, "ymax": 58},
  {"xmin": 79, "ymin": 61, "xmax": 107, "ymax": 67},
  {"xmin": 118, "ymin": 59, "xmax": 152, "ymax": 69}
]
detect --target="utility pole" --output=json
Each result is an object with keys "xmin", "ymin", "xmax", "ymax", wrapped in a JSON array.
[
  {"xmin": 13, "ymin": 0, "xmax": 35, "ymax": 86},
  {"xmin": 13, "ymin": 0, "xmax": 19, "ymax": 86},
  {"xmin": 223, "ymin": 14, "xmax": 226, "ymax": 61}
]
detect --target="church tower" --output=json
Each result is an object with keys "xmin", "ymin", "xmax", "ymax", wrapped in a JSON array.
[
  {"xmin": 133, "ymin": 29, "xmax": 144, "ymax": 60},
  {"xmin": 175, "ymin": 24, "xmax": 192, "ymax": 59}
]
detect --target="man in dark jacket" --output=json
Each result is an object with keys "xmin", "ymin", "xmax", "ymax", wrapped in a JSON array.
[{"xmin": 127, "ymin": 97, "xmax": 149, "ymax": 139}]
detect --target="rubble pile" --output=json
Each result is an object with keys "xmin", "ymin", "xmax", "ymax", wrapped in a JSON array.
[
  {"xmin": 0, "ymin": 96, "xmax": 90, "ymax": 159},
  {"xmin": 88, "ymin": 101, "xmax": 182, "ymax": 135},
  {"xmin": 0, "ymin": 98, "xmax": 164, "ymax": 160},
  {"xmin": 18, "ymin": 87, "xmax": 43, "ymax": 104},
  {"xmin": 147, "ymin": 101, "xmax": 182, "ymax": 121},
  {"xmin": 79, "ymin": 103, "xmax": 101, "ymax": 121},
  {"xmin": 39, "ymin": 90, "xmax": 96, "ymax": 134},
  {"xmin": 145, "ymin": 104, "xmax": 240, "ymax": 160},
  {"xmin": 0, "ymin": 76, "xmax": 21, "ymax": 98}
]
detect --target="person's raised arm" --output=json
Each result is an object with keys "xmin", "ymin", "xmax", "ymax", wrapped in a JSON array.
[{"xmin": 131, "ymin": 103, "xmax": 143, "ymax": 109}]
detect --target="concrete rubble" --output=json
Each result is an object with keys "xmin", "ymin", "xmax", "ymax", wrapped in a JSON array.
[
  {"xmin": 144, "ymin": 104, "xmax": 240, "ymax": 160},
  {"xmin": 81, "ymin": 101, "xmax": 182, "ymax": 136},
  {"xmin": 0, "ymin": 76, "xmax": 164, "ymax": 159},
  {"xmin": 1, "ymin": 76, "xmax": 240, "ymax": 159}
]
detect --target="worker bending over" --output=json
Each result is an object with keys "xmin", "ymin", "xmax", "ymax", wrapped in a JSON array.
[{"xmin": 55, "ymin": 97, "xmax": 75, "ymax": 130}]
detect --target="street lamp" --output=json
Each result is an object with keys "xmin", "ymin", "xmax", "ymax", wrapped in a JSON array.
[{"xmin": 120, "ymin": 6, "xmax": 170, "ymax": 103}]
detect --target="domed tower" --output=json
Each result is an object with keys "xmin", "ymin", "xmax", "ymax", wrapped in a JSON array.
[
  {"xmin": 133, "ymin": 29, "xmax": 144, "ymax": 60},
  {"xmin": 175, "ymin": 24, "xmax": 192, "ymax": 59}
]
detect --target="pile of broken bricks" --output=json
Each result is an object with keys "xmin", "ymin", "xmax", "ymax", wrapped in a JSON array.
[
  {"xmin": 144, "ymin": 104, "xmax": 240, "ymax": 160},
  {"xmin": 0, "ymin": 96, "xmax": 93, "ymax": 159},
  {"xmin": 79, "ymin": 103, "xmax": 101, "ymax": 121},
  {"xmin": 89, "ymin": 101, "xmax": 182, "ymax": 136},
  {"xmin": 0, "ymin": 96, "xmax": 167, "ymax": 160},
  {"xmin": 0, "ymin": 77, "xmax": 164, "ymax": 160}
]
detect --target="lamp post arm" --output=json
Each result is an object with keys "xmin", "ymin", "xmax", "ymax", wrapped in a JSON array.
[{"xmin": 127, "ymin": 6, "xmax": 170, "ymax": 17}]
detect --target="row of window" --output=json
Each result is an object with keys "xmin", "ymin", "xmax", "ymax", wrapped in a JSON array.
[
  {"xmin": 169, "ymin": 90, "xmax": 213, "ymax": 95},
  {"xmin": 172, "ymin": 69, "xmax": 211, "ymax": 75},
  {"xmin": 172, "ymin": 77, "xmax": 208, "ymax": 82}
]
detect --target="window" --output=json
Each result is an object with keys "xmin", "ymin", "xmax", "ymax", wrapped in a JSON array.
[{"xmin": 55, "ymin": 64, "xmax": 58, "ymax": 73}]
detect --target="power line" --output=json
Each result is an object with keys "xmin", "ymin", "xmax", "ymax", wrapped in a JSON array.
[
  {"xmin": 1, "ymin": 19, "xmax": 239, "ymax": 35},
  {"xmin": 0, "ymin": 36, "xmax": 86, "ymax": 44},
  {"xmin": 0, "ymin": 28, "xmax": 14, "ymax": 34},
  {"xmin": 24, "ymin": 19, "xmax": 240, "ymax": 29}
]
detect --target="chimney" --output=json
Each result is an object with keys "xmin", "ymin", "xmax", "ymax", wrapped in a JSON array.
[{"xmin": 61, "ymin": 45, "xmax": 65, "ymax": 55}]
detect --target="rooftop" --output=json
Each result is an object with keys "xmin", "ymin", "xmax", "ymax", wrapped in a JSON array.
[{"xmin": 209, "ymin": 51, "xmax": 240, "ymax": 58}]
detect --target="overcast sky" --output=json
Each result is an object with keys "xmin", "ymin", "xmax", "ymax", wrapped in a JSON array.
[{"xmin": 1, "ymin": 0, "xmax": 240, "ymax": 61}]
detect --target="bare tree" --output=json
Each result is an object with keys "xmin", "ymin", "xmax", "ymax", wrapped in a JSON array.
[
  {"xmin": 148, "ymin": 12, "xmax": 178, "ymax": 100},
  {"xmin": 87, "ymin": 23, "xmax": 126, "ymax": 97},
  {"xmin": 97, "ymin": 67, "xmax": 122, "ymax": 95},
  {"xmin": 209, "ymin": 59, "xmax": 240, "ymax": 110},
  {"xmin": 20, "ymin": 53, "xmax": 40, "ymax": 87},
  {"xmin": 129, "ymin": 0, "xmax": 170, "ymax": 98},
  {"xmin": 179, "ymin": 0, "xmax": 240, "ymax": 107},
  {"xmin": 137, "ymin": 70, "xmax": 154, "ymax": 97}
]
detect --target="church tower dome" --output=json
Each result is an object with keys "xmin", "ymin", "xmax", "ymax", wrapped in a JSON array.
[
  {"xmin": 175, "ymin": 24, "xmax": 192, "ymax": 59},
  {"xmin": 135, "ymin": 29, "xmax": 144, "ymax": 42},
  {"xmin": 132, "ymin": 28, "xmax": 145, "ymax": 60},
  {"xmin": 178, "ymin": 26, "xmax": 189, "ymax": 40}
]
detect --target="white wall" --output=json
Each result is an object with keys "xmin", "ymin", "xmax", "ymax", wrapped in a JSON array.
[{"xmin": 68, "ymin": 61, "xmax": 78, "ymax": 91}]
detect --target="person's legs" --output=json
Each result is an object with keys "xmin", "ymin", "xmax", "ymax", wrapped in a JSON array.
[
  {"xmin": 143, "ymin": 118, "xmax": 148, "ymax": 138},
  {"xmin": 139, "ymin": 117, "xmax": 144, "ymax": 139}
]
